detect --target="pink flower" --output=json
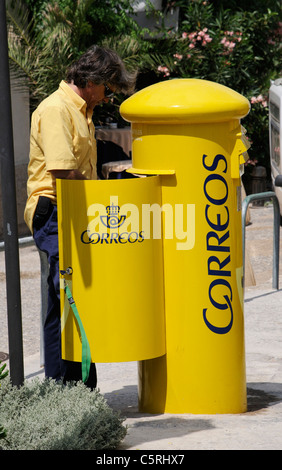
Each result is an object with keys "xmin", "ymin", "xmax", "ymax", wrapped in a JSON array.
[
  {"xmin": 173, "ymin": 53, "xmax": 183, "ymax": 60},
  {"xmin": 221, "ymin": 33, "xmax": 239, "ymax": 53},
  {"xmin": 157, "ymin": 65, "xmax": 170, "ymax": 77},
  {"xmin": 182, "ymin": 32, "xmax": 188, "ymax": 39},
  {"xmin": 184, "ymin": 28, "xmax": 212, "ymax": 47},
  {"xmin": 250, "ymin": 95, "xmax": 268, "ymax": 107},
  {"xmin": 221, "ymin": 31, "xmax": 242, "ymax": 49}
]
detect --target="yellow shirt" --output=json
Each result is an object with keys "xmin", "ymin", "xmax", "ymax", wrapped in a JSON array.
[{"xmin": 24, "ymin": 80, "xmax": 97, "ymax": 232}]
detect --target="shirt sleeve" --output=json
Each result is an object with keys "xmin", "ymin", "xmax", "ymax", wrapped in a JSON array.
[{"xmin": 40, "ymin": 105, "xmax": 78, "ymax": 171}]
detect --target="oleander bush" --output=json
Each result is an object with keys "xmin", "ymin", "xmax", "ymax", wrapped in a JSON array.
[
  {"xmin": 0, "ymin": 374, "xmax": 127, "ymax": 450},
  {"xmin": 144, "ymin": 0, "xmax": 281, "ymax": 172}
]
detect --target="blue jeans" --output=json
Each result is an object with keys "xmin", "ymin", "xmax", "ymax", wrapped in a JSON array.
[{"xmin": 33, "ymin": 201, "xmax": 97, "ymax": 388}]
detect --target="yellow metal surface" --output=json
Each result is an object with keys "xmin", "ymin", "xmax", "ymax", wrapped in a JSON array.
[
  {"xmin": 120, "ymin": 78, "xmax": 250, "ymax": 124},
  {"xmin": 57, "ymin": 176, "xmax": 166, "ymax": 363},
  {"xmin": 57, "ymin": 78, "xmax": 250, "ymax": 414},
  {"xmin": 120, "ymin": 79, "xmax": 250, "ymax": 414}
]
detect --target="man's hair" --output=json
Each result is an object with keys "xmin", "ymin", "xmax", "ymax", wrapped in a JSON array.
[{"xmin": 66, "ymin": 45, "xmax": 136, "ymax": 94}]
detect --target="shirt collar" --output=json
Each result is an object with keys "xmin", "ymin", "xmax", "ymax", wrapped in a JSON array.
[{"xmin": 59, "ymin": 80, "xmax": 88, "ymax": 113}]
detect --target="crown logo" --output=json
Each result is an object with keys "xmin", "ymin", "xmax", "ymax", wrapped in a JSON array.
[
  {"xmin": 101, "ymin": 202, "xmax": 126, "ymax": 229},
  {"xmin": 106, "ymin": 203, "xmax": 120, "ymax": 216}
]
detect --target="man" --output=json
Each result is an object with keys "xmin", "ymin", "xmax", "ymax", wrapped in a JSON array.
[{"xmin": 24, "ymin": 45, "xmax": 136, "ymax": 387}]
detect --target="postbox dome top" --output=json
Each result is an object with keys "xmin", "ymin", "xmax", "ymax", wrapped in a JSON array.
[{"xmin": 120, "ymin": 78, "xmax": 250, "ymax": 124}]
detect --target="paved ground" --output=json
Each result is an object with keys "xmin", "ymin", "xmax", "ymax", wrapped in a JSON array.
[{"xmin": 1, "ymin": 203, "xmax": 282, "ymax": 450}]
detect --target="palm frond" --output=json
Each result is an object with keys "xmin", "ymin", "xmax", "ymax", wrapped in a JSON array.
[
  {"xmin": 6, "ymin": 1, "xmax": 32, "ymax": 47},
  {"xmin": 101, "ymin": 36, "xmax": 141, "ymax": 72},
  {"xmin": 6, "ymin": 0, "xmax": 82, "ymax": 107}
]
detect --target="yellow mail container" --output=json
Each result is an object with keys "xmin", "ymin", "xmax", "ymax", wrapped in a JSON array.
[
  {"xmin": 120, "ymin": 78, "xmax": 250, "ymax": 414},
  {"xmin": 57, "ymin": 176, "xmax": 166, "ymax": 363}
]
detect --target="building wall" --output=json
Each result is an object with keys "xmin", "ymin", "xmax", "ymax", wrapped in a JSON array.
[
  {"xmin": 131, "ymin": 0, "xmax": 179, "ymax": 34},
  {"xmin": 0, "ymin": 77, "xmax": 30, "ymax": 240}
]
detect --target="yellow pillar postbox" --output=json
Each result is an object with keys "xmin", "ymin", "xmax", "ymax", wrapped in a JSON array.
[{"xmin": 120, "ymin": 78, "xmax": 250, "ymax": 414}]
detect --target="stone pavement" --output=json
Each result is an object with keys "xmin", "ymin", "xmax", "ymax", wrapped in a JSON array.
[{"xmin": 1, "ymin": 204, "xmax": 282, "ymax": 450}]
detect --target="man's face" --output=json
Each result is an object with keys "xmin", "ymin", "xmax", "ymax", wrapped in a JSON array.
[{"xmin": 81, "ymin": 82, "xmax": 112, "ymax": 110}]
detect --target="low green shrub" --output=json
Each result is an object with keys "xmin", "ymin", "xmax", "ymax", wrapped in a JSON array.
[
  {"xmin": 0, "ymin": 361, "xmax": 8, "ymax": 441},
  {"xmin": 0, "ymin": 376, "xmax": 127, "ymax": 450}
]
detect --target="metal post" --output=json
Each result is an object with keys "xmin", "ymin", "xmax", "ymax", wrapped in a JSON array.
[
  {"xmin": 0, "ymin": 1, "xmax": 24, "ymax": 386},
  {"xmin": 242, "ymin": 191, "xmax": 280, "ymax": 290}
]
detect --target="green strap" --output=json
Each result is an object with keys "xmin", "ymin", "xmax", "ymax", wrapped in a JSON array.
[{"xmin": 64, "ymin": 282, "xmax": 91, "ymax": 383}]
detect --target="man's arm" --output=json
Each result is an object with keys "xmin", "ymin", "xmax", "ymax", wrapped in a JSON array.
[
  {"xmin": 50, "ymin": 169, "xmax": 87, "ymax": 180},
  {"xmin": 40, "ymin": 106, "xmax": 87, "ymax": 181}
]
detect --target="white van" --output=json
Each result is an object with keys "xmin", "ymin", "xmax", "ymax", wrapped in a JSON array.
[{"xmin": 269, "ymin": 78, "xmax": 282, "ymax": 214}]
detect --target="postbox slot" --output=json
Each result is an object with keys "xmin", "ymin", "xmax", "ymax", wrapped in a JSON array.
[{"xmin": 127, "ymin": 167, "xmax": 175, "ymax": 176}]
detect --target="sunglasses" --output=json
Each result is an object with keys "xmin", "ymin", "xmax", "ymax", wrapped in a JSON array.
[{"xmin": 104, "ymin": 85, "xmax": 114, "ymax": 99}]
